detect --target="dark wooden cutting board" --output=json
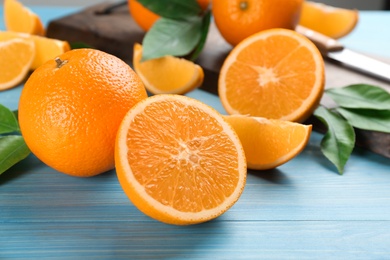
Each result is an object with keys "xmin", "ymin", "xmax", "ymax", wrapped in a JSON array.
[{"xmin": 46, "ymin": 2, "xmax": 390, "ymax": 159}]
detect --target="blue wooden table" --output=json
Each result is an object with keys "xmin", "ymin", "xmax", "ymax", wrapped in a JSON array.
[{"xmin": 1, "ymin": 6, "xmax": 390, "ymax": 259}]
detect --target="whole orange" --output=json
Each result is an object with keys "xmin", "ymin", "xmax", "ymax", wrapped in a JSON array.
[
  {"xmin": 129, "ymin": 0, "xmax": 210, "ymax": 31},
  {"xmin": 212, "ymin": 0, "xmax": 304, "ymax": 46},
  {"xmin": 18, "ymin": 48, "xmax": 147, "ymax": 177}
]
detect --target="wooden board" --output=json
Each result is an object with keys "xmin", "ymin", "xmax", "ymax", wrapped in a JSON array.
[{"xmin": 46, "ymin": 2, "xmax": 390, "ymax": 158}]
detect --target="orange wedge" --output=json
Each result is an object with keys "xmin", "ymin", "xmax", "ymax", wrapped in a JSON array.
[
  {"xmin": 218, "ymin": 28, "xmax": 325, "ymax": 123},
  {"xmin": 299, "ymin": 1, "xmax": 359, "ymax": 39},
  {"xmin": 0, "ymin": 31, "xmax": 70, "ymax": 70},
  {"xmin": 133, "ymin": 43, "xmax": 204, "ymax": 95},
  {"xmin": 0, "ymin": 38, "xmax": 35, "ymax": 90},
  {"xmin": 4, "ymin": 0, "xmax": 45, "ymax": 36},
  {"xmin": 115, "ymin": 94, "xmax": 247, "ymax": 225},
  {"xmin": 224, "ymin": 115, "xmax": 312, "ymax": 170}
]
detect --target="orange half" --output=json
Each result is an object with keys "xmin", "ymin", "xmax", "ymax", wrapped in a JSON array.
[
  {"xmin": 218, "ymin": 28, "xmax": 325, "ymax": 123},
  {"xmin": 115, "ymin": 94, "xmax": 247, "ymax": 225}
]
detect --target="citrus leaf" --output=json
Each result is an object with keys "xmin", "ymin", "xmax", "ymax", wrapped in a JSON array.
[
  {"xmin": 189, "ymin": 9, "xmax": 211, "ymax": 61},
  {"xmin": 325, "ymin": 84, "xmax": 390, "ymax": 110},
  {"xmin": 142, "ymin": 17, "xmax": 202, "ymax": 61},
  {"xmin": 136, "ymin": 0, "xmax": 201, "ymax": 20},
  {"xmin": 70, "ymin": 42, "xmax": 94, "ymax": 49},
  {"xmin": 337, "ymin": 107, "xmax": 390, "ymax": 133},
  {"xmin": 314, "ymin": 106, "xmax": 355, "ymax": 174},
  {"xmin": 0, "ymin": 135, "xmax": 30, "ymax": 175},
  {"xmin": 0, "ymin": 104, "xmax": 19, "ymax": 134}
]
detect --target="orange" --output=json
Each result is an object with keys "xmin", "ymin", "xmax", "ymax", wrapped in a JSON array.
[
  {"xmin": 4, "ymin": 0, "xmax": 45, "ymax": 36},
  {"xmin": 115, "ymin": 94, "xmax": 246, "ymax": 225},
  {"xmin": 0, "ymin": 31, "xmax": 70, "ymax": 70},
  {"xmin": 224, "ymin": 115, "xmax": 312, "ymax": 170},
  {"xmin": 212, "ymin": 0, "xmax": 304, "ymax": 46},
  {"xmin": 18, "ymin": 49, "xmax": 147, "ymax": 177},
  {"xmin": 133, "ymin": 43, "xmax": 204, "ymax": 94},
  {"xmin": 218, "ymin": 28, "xmax": 325, "ymax": 123},
  {"xmin": 0, "ymin": 38, "xmax": 34, "ymax": 90},
  {"xmin": 129, "ymin": 0, "xmax": 210, "ymax": 31},
  {"xmin": 299, "ymin": 1, "xmax": 359, "ymax": 39}
]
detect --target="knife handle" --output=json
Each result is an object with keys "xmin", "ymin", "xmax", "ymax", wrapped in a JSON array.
[{"xmin": 295, "ymin": 25, "xmax": 344, "ymax": 52}]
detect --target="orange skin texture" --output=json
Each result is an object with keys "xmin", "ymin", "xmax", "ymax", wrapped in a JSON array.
[
  {"xmin": 18, "ymin": 49, "xmax": 147, "ymax": 177},
  {"xmin": 212, "ymin": 0, "xmax": 304, "ymax": 46},
  {"xmin": 128, "ymin": 0, "xmax": 210, "ymax": 31}
]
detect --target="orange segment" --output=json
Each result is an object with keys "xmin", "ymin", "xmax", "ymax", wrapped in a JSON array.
[
  {"xmin": 4, "ymin": 0, "xmax": 45, "ymax": 36},
  {"xmin": 115, "ymin": 94, "xmax": 247, "ymax": 225},
  {"xmin": 0, "ymin": 31, "xmax": 70, "ymax": 70},
  {"xmin": 224, "ymin": 115, "xmax": 312, "ymax": 170},
  {"xmin": 133, "ymin": 43, "xmax": 204, "ymax": 95},
  {"xmin": 218, "ymin": 28, "xmax": 325, "ymax": 123},
  {"xmin": 0, "ymin": 38, "xmax": 34, "ymax": 90},
  {"xmin": 299, "ymin": 1, "xmax": 359, "ymax": 39}
]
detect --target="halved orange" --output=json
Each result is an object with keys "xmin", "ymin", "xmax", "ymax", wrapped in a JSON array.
[
  {"xmin": 4, "ymin": 0, "xmax": 45, "ymax": 36},
  {"xmin": 218, "ymin": 28, "xmax": 325, "ymax": 123},
  {"xmin": 0, "ymin": 31, "xmax": 70, "ymax": 70},
  {"xmin": 115, "ymin": 94, "xmax": 247, "ymax": 225},
  {"xmin": 299, "ymin": 1, "xmax": 359, "ymax": 39},
  {"xmin": 0, "ymin": 38, "xmax": 35, "ymax": 90},
  {"xmin": 224, "ymin": 115, "xmax": 312, "ymax": 170},
  {"xmin": 133, "ymin": 43, "xmax": 204, "ymax": 95}
]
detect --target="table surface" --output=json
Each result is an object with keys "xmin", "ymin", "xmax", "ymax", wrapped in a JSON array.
[{"xmin": 1, "ymin": 5, "xmax": 390, "ymax": 259}]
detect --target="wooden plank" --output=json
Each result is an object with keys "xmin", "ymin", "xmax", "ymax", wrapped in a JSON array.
[
  {"xmin": 1, "ymin": 221, "xmax": 390, "ymax": 259},
  {"xmin": 1, "ymin": 131, "xmax": 390, "ymax": 258},
  {"xmin": 1, "ymin": 134, "xmax": 390, "ymax": 223}
]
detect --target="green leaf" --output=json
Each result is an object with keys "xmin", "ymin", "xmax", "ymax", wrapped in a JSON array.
[
  {"xmin": 142, "ymin": 17, "xmax": 202, "ymax": 61},
  {"xmin": 314, "ymin": 106, "xmax": 355, "ymax": 174},
  {"xmin": 337, "ymin": 107, "xmax": 390, "ymax": 133},
  {"xmin": 189, "ymin": 9, "xmax": 211, "ymax": 61},
  {"xmin": 0, "ymin": 135, "xmax": 30, "ymax": 175},
  {"xmin": 70, "ymin": 42, "xmax": 94, "ymax": 50},
  {"xmin": 136, "ymin": 0, "xmax": 202, "ymax": 20},
  {"xmin": 0, "ymin": 104, "xmax": 20, "ymax": 134},
  {"xmin": 325, "ymin": 84, "xmax": 390, "ymax": 110}
]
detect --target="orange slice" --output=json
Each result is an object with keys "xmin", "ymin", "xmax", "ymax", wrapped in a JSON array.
[
  {"xmin": 4, "ymin": 0, "xmax": 45, "ymax": 36},
  {"xmin": 218, "ymin": 28, "xmax": 325, "ymax": 123},
  {"xmin": 115, "ymin": 94, "xmax": 247, "ymax": 225},
  {"xmin": 0, "ymin": 31, "xmax": 70, "ymax": 70},
  {"xmin": 133, "ymin": 43, "xmax": 204, "ymax": 95},
  {"xmin": 224, "ymin": 115, "xmax": 312, "ymax": 170},
  {"xmin": 0, "ymin": 38, "xmax": 35, "ymax": 90},
  {"xmin": 299, "ymin": 1, "xmax": 359, "ymax": 39}
]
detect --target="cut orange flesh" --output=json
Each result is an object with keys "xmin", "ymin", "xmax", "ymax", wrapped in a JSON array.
[
  {"xmin": 4, "ymin": 0, "xmax": 45, "ymax": 36},
  {"xmin": 224, "ymin": 115, "xmax": 312, "ymax": 170},
  {"xmin": 0, "ymin": 31, "xmax": 70, "ymax": 70},
  {"xmin": 115, "ymin": 95, "xmax": 247, "ymax": 225},
  {"xmin": 299, "ymin": 1, "xmax": 359, "ymax": 39},
  {"xmin": 133, "ymin": 43, "xmax": 204, "ymax": 95},
  {"xmin": 0, "ymin": 38, "xmax": 34, "ymax": 90},
  {"xmin": 218, "ymin": 28, "xmax": 325, "ymax": 123}
]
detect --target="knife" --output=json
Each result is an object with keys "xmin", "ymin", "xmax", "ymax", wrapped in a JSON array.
[{"xmin": 296, "ymin": 25, "xmax": 390, "ymax": 83}]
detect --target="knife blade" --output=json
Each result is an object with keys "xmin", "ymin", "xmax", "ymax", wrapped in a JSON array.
[{"xmin": 296, "ymin": 25, "xmax": 390, "ymax": 83}]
